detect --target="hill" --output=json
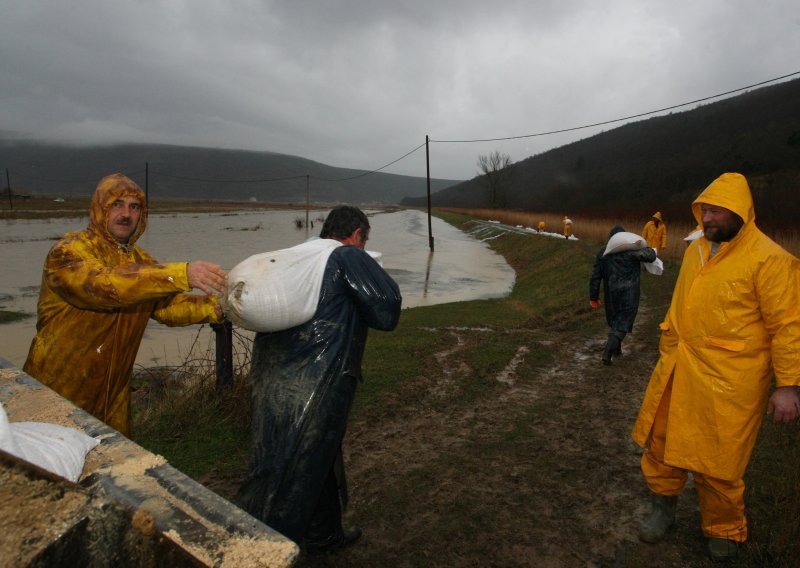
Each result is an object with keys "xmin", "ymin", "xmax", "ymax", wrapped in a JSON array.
[
  {"xmin": 402, "ymin": 77, "xmax": 800, "ymax": 229},
  {"xmin": 0, "ymin": 142, "xmax": 461, "ymax": 205}
]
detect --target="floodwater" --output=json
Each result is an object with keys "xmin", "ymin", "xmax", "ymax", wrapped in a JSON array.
[{"xmin": 0, "ymin": 209, "xmax": 514, "ymax": 368}]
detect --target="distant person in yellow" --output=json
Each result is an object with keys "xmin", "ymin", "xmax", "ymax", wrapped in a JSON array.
[
  {"xmin": 631, "ymin": 173, "xmax": 800, "ymax": 562},
  {"xmin": 642, "ymin": 211, "xmax": 667, "ymax": 251},
  {"xmin": 537, "ymin": 220, "xmax": 546, "ymax": 233},
  {"xmin": 24, "ymin": 173, "xmax": 227, "ymax": 437},
  {"xmin": 562, "ymin": 215, "xmax": 572, "ymax": 238}
]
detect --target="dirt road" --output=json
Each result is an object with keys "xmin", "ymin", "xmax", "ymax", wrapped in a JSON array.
[{"xmin": 202, "ymin": 287, "xmax": 728, "ymax": 567}]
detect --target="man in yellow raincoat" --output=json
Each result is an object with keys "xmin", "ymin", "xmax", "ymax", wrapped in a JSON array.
[
  {"xmin": 631, "ymin": 173, "xmax": 800, "ymax": 561},
  {"xmin": 641, "ymin": 211, "xmax": 667, "ymax": 251},
  {"xmin": 562, "ymin": 215, "xmax": 572, "ymax": 239},
  {"xmin": 24, "ymin": 173, "xmax": 227, "ymax": 437}
]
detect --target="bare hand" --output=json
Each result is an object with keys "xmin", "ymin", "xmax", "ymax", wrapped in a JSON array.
[
  {"xmin": 187, "ymin": 261, "xmax": 227, "ymax": 296},
  {"xmin": 767, "ymin": 387, "xmax": 800, "ymax": 423}
]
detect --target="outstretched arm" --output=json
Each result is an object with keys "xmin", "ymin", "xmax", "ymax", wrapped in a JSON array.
[{"xmin": 187, "ymin": 261, "xmax": 227, "ymax": 296}]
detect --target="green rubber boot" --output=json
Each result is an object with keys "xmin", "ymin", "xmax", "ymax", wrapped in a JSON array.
[
  {"xmin": 638, "ymin": 494, "xmax": 677, "ymax": 543},
  {"xmin": 707, "ymin": 538, "xmax": 739, "ymax": 562}
]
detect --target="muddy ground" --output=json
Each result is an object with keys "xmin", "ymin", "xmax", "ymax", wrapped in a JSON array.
[{"xmin": 198, "ymin": 289, "xmax": 743, "ymax": 568}]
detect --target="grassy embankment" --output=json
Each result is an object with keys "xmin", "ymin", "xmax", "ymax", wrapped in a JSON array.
[{"xmin": 132, "ymin": 209, "xmax": 798, "ymax": 566}]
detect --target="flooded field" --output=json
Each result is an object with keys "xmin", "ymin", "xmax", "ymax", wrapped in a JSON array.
[{"xmin": 0, "ymin": 209, "xmax": 514, "ymax": 368}]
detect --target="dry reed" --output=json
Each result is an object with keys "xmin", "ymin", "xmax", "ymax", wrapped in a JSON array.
[{"xmin": 442, "ymin": 208, "xmax": 800, "ymax": 260}]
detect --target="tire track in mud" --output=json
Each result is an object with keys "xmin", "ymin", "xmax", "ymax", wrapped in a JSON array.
[{"xmin": 341, "ymin": 295, "xmax": 672, "ymax": 566}]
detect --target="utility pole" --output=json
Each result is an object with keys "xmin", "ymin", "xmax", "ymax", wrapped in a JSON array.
[
  {"xmin": 306, "ymin": 174, "xmax": 310, "ymax": 233},
  {"xmin": 426, "ymin": 135, "xmax": 434, "ymax": 251},
  {"xmin": 5, "ymin": 169, "xmax": 12, "ymax": 210}
]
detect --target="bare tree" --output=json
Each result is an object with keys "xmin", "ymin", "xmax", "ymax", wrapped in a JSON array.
[{"xmin": 477, "ymin": 151, "xmax": 512, "ymax": 208}]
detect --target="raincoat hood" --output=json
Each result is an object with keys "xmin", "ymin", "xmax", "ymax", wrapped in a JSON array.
[
  {"xmin": 691, "ymin": 172, "xmax": 754, "ymax": 228},
  {"xmin": 652, "ymin": 212, "xmax": 662, "ymax": 222},
  {"xmin": 89, "ymin": 173, "xmax": 148, "ymax": 246}
]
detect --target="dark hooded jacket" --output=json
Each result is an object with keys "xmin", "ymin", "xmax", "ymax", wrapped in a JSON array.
[
  {"xmin": 589, "ymin": 225, "xmax": 656, "ymax": 333},
  {"xmin": 237, "ymin": 244, "xmax": 401, "ymax": 542}
]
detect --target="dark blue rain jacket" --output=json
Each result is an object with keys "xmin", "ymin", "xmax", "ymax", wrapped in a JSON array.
[
  {"xmin": 589, "ymin": 226, "xmax": 656, "ymax": 333},
  {"xmin": 236, "ymin": 244, "xmax": 401, "ymax": 541}
]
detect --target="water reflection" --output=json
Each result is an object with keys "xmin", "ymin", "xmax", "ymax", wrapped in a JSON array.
[{"xmin": 0, "ymin": 209, "xmax": 514, "ymax": 368}]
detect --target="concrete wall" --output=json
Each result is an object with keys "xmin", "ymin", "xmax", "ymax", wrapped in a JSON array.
[{"xmin": 0, "ymin": 364, "xmax": 299, "ymax": 567}]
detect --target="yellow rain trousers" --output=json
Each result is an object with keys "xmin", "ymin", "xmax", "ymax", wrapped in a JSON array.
[
  {"xmin": 562, "ymin": 217, "xmax": 572, "ymax": 238},
  {"xmin": 631, "ymin": 173, "xmax": 800, "ymax": 540},
  {"xmin": 642, "ymin": 211, "xmax": 667, "ymax": 250},
  {"xmin": 24, "ymin": 174, "xmax": 221, "ymax": 437}
]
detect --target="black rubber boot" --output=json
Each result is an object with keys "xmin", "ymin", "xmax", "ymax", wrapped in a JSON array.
[
  {"xmin": 639, "ymin": 493, "xmax": 678, "ymax": 543},
  {"xmin": 602, "ymin": 331, "xmax": 627, "ymax": 365},
  {"xmin": 602, "ymin": 333, "xmax": 620, "ymax": 365}
]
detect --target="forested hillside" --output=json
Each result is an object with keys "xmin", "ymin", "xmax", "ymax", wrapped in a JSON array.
[
  {"xmin": 0, "ymin": 143, "xmax": 460, "ymax": 205},
  {"xmin": 403, "ymin": 78, "xmax": 800, "ymax": 229}
]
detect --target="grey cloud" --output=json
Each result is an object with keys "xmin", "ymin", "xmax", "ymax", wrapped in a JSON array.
[{"xmin": 1, "ymin": 0, "xmax": 798, "ymax": 179}]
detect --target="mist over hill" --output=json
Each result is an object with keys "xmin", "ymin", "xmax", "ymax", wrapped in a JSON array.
[
  {"xmin": 402, "ymin": 78, "xmax": 800, "ymax": 229},
  {"xmin": 0, "ymin": 142, "xmax": 461, "ymax": 205}
]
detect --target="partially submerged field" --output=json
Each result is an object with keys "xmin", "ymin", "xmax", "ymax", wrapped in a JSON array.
[{"xmin": 133, "ymin": 210, "xmax": 799, "ymax": 567}]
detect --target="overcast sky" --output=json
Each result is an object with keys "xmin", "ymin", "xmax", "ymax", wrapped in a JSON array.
[{"xmin": 2, "ymin": 1, "xmax": 799, "ymax": 180}]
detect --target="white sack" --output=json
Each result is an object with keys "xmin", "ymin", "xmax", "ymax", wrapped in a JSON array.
[
  {"xmin": 604, "ymin": 231, "xmax": 646, "ymax": 256},
  {"xmin": 1, "ymin": 401, "xmax": 99, "ymax": 482},
  {"xmin": 644, "ymin": 257, "xmax": 664, "ymax": 276},
  {"xmin": 0, "ymin": 401, "xmax": 20, "ymax": 455},
  {"xmin": 224, "ymin": 238, "xmax": 342, "ymax": 333},
  {"xmin": 684, "ymin": 228, "xmax": 704, "ymax": 242}
]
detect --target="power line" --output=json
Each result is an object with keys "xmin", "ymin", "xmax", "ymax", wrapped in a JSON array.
[
  {"xmin": 150, "ymin": 170, "xmax": 307, "ymax": 183},
  {"xmin": 314, "ymin": 141, "xmax": 427, "ymax": 182},
  {"xmin": 430, "ymin": 70, "xmax": 800, "ymax": 144}
]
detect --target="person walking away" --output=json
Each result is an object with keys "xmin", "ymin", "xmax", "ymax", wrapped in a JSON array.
[
  {"xmin": 23, "ymin": 173, "xmax": 227, "ymax": 437},
  {"xmin": 236, "ymin": 205, "xmax": 402, "ymax": 556},
  {"xmin": 537, "ymin": 220, "xmax": 546, "ymax": 233},
  {"xmin": 589, "ymin": 225, "xmax": 656, "ymax": 365},
  {"xmin": 631, "ymin": 173, "xmax": 800, "ymax": 562},
  {"xmin": 642, "ymin": 211, "xmax": 667, "ymax": 252},
  {"xmin": 562, "ymin": 215, "xmax": 572, "ymax": 239}
]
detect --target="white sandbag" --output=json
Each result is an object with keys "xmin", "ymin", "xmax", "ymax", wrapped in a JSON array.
[
  {"xmin": 684, "ymin": 228, "xmax": 703, "ymax": 242},
  {"xmin": 224, "ymin": 238, "xmax": 342, "ymax": 332},
  {"xmin": 0, "ymin": 401, "xmax": 20, "ymax": 455},
  {"xmin": 644, "ymin": 257, "xmax": 664, "ymax": 276},
  {"xmin": 1, "ymin": 402, "xmax": 99, "ymax": 482},
  {"xmin": 604, "ymin": 231, "xmax": 646, "ymax": 256}
]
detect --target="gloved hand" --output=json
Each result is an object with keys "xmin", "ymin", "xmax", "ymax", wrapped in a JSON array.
[{"xmin": 590, "ymin": 300, "xmax": 600, "ymax": 309}]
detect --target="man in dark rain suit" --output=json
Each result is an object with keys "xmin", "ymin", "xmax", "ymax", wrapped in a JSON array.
[
  {"xmin": 237, "ymin": 205, "xmax": 402, "ymax": 556},
  {"xmin": 589, "ymin": 225, "xmax": 656, "ymax": 365}
]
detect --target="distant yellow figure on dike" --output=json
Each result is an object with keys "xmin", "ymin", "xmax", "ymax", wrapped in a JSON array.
[
  {"xmin": 642, "ymin": 211, "xmax": 667, "ymax": 252},
  {"xmin": 537, "ymin": 220, "xmax": 546, "ymax": 233},
  {"xmin": 562, "ymin": 215, "xmax": 572, "ymax": 239}
]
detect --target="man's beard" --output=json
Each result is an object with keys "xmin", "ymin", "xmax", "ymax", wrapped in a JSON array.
[{"xmin": 704, "ymin": 217, "xmax": 743, "ymax": 243}]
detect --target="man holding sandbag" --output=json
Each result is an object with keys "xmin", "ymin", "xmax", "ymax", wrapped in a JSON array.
[
  {"xmin": 236, "ymin": 205, "xmax": 402, "ymax": 556},
  {"xmin": 589, "ymin": 225, "xmax": 656, "ymax": 365}
]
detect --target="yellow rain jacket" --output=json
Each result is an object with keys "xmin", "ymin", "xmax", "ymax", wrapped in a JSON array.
[
  {"xmin": 24, "ymin": 174, "xmax": 222, "ymax": 437},
  {"xmin": 642, "ymin": 211, "xmax": 667, "ymax": 250},
  {"xmin": 632, "ymin": 173, "xmax": 800, "ymax": 481},
  {"xmin": 562, "ymin": 216, "xmax": 572, "ymax": 238}
]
